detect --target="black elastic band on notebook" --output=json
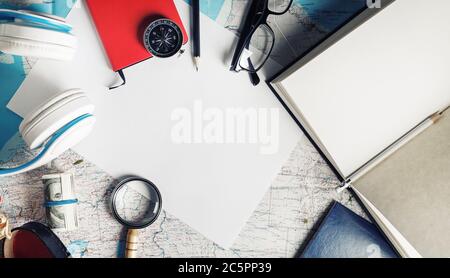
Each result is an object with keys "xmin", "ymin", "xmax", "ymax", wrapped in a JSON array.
[{"xmin": 109, "ymin": 69, "xmax": 126, "ymax": 90}]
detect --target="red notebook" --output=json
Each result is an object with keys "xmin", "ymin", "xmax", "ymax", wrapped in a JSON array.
[{"xmin": 86, "ymin": 0, "xmax": 188, "ymax": 72}]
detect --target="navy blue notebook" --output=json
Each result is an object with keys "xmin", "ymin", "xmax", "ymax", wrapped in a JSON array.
[{"xmin": 300, "ymin": 202, "xmax": 398, "ymax": 258}]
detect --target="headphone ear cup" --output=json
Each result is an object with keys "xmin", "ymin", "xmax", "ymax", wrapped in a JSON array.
[
  {"xmin": 0, "ymin": 21, "xmax": 76, "ymax": 60},
  {"xmin": 40, "ymin": 115, "xmax": 96, "ymax": 162},
  {"xmin": 20, "ymin": 90, "xmax": 95, "ymax": 150},
  {"xmin": 0, "ymin": 90, "xmax": 95, "ymax": 177},
  {"xmin": 0, "ymin": 115, "xmax": 96, "ymax": 177},
  {"xmin": 0, "ymin": 37, "xmax": 76, "ymax": 60}
]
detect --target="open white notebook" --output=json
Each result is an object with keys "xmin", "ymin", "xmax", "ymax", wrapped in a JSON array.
[
  {"xmin": 270, "ymin": 0, "xmax": 450, "ymax": 257},
  {"xmin": 273, "ymin": 0, "xmax": 450, "ymax": 179}
]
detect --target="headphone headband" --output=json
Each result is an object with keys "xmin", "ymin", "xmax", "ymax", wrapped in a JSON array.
[
  {"xmin": 0, "ymin": 114, "xmax": 94, "ymax": 176},
  {"xmin": 0, "ymin": 9, "xmax": 72, "ymax": 33}
]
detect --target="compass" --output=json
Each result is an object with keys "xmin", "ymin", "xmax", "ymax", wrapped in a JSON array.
[{"xmin": 143, "ymin": 19, "xmax": 184, "ymax": 58}]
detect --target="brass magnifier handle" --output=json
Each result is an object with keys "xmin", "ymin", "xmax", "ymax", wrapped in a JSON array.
[
  {"xmin": 0, "ymin": 214, "xmax": 12, "ymax": 240},
  {"xmin": 125, "ymin": 229, "xmax": 139, "ymax": 258},
  {"xmin": 111, "ymin": 176, "xmax": 162, "ymax": 258}
]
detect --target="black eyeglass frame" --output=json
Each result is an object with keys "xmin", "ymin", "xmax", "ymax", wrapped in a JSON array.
[{"xmin": 230, "ymin": 0, "xmax": 293, "ymax": 74}]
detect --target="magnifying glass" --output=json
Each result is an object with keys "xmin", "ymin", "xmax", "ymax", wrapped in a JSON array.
[{"xmin": 111, "ymin": 176, "xmax": 162, "ymax": 258}]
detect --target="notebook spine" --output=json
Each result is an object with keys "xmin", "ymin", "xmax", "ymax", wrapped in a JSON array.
[{"xmin": 336, "ymin": 180, "xmax": 352, "ymax": 194}]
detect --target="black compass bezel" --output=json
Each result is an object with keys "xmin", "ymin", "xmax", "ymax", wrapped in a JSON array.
[{"xmin": 143, "ymin": 18, "xmax": 184, "ymax": 58}]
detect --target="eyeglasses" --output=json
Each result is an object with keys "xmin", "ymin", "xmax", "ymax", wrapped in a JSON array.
[{"xmin": 230, "ymin": 0, "xmax": 293, "ymax": 86}]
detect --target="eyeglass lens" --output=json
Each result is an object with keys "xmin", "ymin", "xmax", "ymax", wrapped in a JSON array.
[
  {"xmin": 236, "ymin": 0, "xmax": 293, "ymax": 72},
  {"xmin": 268, "ymin": 0, "xmax": 293, "ymax": 14},
  {"xmin": 238, "ymin": 24, "xmax": 275, "ymax": 71}
]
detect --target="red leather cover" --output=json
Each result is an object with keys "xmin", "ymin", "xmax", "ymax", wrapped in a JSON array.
[{"xmin": 86, "ymin": 0, "xmax": 188, "ymax": 71}]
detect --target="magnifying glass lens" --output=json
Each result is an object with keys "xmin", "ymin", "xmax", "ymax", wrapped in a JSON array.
[{"xmin": 113, "ymin": 180, "xmax": 161, "ymax": 227}]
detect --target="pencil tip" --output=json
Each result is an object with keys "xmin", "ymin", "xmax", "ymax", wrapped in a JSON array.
[{"xmin": 194, "ymin": 57, "xmax": 200, "ymax": 72}]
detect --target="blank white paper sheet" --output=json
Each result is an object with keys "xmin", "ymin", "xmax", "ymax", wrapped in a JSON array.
[{"xmin": 8, "ymin": 0, "xmax": 301, "ymax": 248}]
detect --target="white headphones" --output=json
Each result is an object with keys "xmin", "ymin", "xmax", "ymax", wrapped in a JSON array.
[
  {"xmin": 0, "ymin": 89, "xmax": 96, "ymax": 177},
  {"xmin": 0, "ymin": 9, "xmax": 77, "ymax": 60}
]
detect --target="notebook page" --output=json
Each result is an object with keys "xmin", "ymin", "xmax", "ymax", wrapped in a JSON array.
[
  {"xmin": 354, "ymin": 108, "xmax": 450, "ymax": 257},
  {"xmin": 280, "ymin": 0, "xmax": 450, "ymax": 177}
]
